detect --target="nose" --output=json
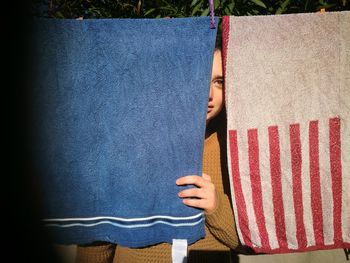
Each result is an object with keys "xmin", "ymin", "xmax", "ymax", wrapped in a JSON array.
[{"xmin": 208, "ymin": 86, "xmax": 213, "ymax": 101}]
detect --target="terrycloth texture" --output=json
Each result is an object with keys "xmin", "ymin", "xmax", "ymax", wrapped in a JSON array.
[
  {"xmin": 30, "ymin": 17, "xmax": 218, "ymax": 247},
  {"xmin": 222, "ymin": 12, "xmax": 350, "ymax": 253},
  {"xmin": 75, "ymin": 130, "xmax": 239, "ymax": 263}
]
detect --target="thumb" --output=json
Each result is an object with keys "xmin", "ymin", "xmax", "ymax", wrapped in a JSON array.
[{"xmin": 202, "ymin": 173, "xmax": 211, "ymax": 182}]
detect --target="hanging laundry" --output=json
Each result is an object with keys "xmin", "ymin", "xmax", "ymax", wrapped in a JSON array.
[
  {"xmin": 30, "ymin": 17, "xmax": 218, "ymax": 247},
  {"xmin": 223, "ymin": 11, "xmax": 350, "ymax": 253}
]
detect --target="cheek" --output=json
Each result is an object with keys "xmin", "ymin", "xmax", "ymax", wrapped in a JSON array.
[{"xmin": 213, "ymin": 89, "xmax": 223, "ymax": 107}]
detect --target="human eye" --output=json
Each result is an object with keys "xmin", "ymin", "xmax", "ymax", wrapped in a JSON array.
[{"xmin": 212, "ymin": 77, "xmax": 224, "ymax": 88}]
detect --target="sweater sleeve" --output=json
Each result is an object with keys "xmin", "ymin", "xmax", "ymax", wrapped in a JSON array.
[
  {"xmin": 202, "ymin": 131, "xmax": 240, "ymax": 250},
  {"xmin": 75, "ymin": 243, "xmax": 116, "ymax": 263},
  {"xmin": 205, "ymin": 191, "xmax": 240, "ymax": 249}
]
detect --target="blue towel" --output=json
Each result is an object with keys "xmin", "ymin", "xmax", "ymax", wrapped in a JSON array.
[{"xmin": 30, "ymin": 17, "xmax": 218, "ymax": 247}]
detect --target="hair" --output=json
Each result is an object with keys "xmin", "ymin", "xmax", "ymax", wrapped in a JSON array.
[
  {"xmin": 206, "ymin": 24, "xmax": 225, "ymax": 136},
  {"xmin": 215, "ymin": 26, "xmax": 222, "ymax": 51}
]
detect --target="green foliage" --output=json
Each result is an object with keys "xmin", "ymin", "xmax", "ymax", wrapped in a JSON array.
[{"xmin": 31, "ymin": 0, "xmax": 349, "ymax": 18}]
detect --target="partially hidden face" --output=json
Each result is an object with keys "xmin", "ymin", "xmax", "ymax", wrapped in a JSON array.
[{"xmin": 206, "ymin": 50, "xmax": 224, "ymax": 122}]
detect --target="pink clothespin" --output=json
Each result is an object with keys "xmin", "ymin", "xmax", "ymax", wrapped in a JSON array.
[{"xmin": 209, "ymin": 0, "xmax": 215, "ymax": 29}]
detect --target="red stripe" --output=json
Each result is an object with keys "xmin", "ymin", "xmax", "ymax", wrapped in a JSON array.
[
  {"xmin": 222, "ymin": 16, "xmax": 230, "ymax": 79},
  {"xmin": 309, "ymin": 120, "xmax": 324, "ymax": 246},
  {"xmin": 248, "ymin": 129, "xmax": 271, "ymax": 250},
  {"xmin": 229, "ymin": 130, "xmax": 252, "ymax": 247},
  {"xmin": 268, "ymin": 126, "xmax": 287, "ymax": 248},
  {"xmin": 329, "ymin": 117, "xmax": 342, "ymax": 244},
  {"xmin": 289, "ymin": 124, "xmax": 307, "ymax": 248}
]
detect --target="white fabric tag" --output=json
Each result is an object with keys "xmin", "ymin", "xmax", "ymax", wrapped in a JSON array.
[{"xmin": 172, "ymin": 239, "xmax": 188, "ymax": 263}]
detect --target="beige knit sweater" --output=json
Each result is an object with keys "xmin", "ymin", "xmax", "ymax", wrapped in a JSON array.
[{"xmin": 76, "ymin": 131, "xmax": 239, "ymax": 263}]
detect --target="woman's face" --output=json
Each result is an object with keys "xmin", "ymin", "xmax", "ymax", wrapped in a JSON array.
[{"xmin": 206, "ymin": 50, "xmax": 224, "ymax": 123}]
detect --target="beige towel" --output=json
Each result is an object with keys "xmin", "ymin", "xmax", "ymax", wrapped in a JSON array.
[{"xmin": 223, "ymin": 11, "xmax": 350, "ymax": 253}]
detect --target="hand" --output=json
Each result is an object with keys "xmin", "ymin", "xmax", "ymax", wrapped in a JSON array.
[{"xmin": 176, "ymin": 173, "xmax": 217, "ymax": 214}]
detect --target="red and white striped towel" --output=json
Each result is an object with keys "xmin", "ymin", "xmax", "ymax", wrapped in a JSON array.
[{"xmin": 223, "ymin": 11, "xmax": 350, "ymax": 253}]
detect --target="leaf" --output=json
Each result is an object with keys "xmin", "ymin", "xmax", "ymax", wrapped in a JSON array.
[
  {"xmin": 304, "ymin": 0, "xmax": 310, "ymax": 11},
  {"xmin": 224, "ymin": 7, "xmax": 230, "ymax": 14},
  {"xmin": 191, "ymin": 2, "xmax": 202, "ymax": 16},
  {"xmin": 159, "ymin": 6, "xmax": 177, "ymax": 12},
  {"xmin": 276, "ymin": 0, "xmax": 290, "ymax": 14},
  {"xmin": 227, "ymin": 2, "xmax": 235, "ymax": 11},
  {"xmin": 318, "ymin": 3, "xmax": 336, "ymax": 9},
  {"xmin": 215, "ymin": 0, "xmax": 220, "ymax": 9},
  {"xmin": 54, "ymin": 11, "xmax": 64, "ymax": 18},
  {"xmin": 190, "ymin": 0, "xmax": 201, "ymax": 7},
  {"xmin": 144, "ymin": 8, "xmax": 156, "ymax": 16},
  {"xmin": 248, "ymin": 0, "xmax": 266, "ymax": 8},
  {"xmin": 201, "ymin": 7, "xmax": 209, "ymax": 16}
]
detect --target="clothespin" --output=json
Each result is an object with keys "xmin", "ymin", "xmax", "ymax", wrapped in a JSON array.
[{"xmin": 208, "ymin": 0, "xmax": 215, "ymax": 29}]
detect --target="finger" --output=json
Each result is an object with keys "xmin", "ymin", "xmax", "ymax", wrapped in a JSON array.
[
  {"xmin": 178, "ymin": 188, "xmax": 205, "ymax": 199},
  {"xmin": 176, "ymin": 175, "xmax": 206, "ymax": 188},
  {"xmin": 182, "ymin": 198, "xmax": 206, "ymax": 210},
  {"xmin": 202, "ymin": 173, "xmax": 212, "ymax": 182}
]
